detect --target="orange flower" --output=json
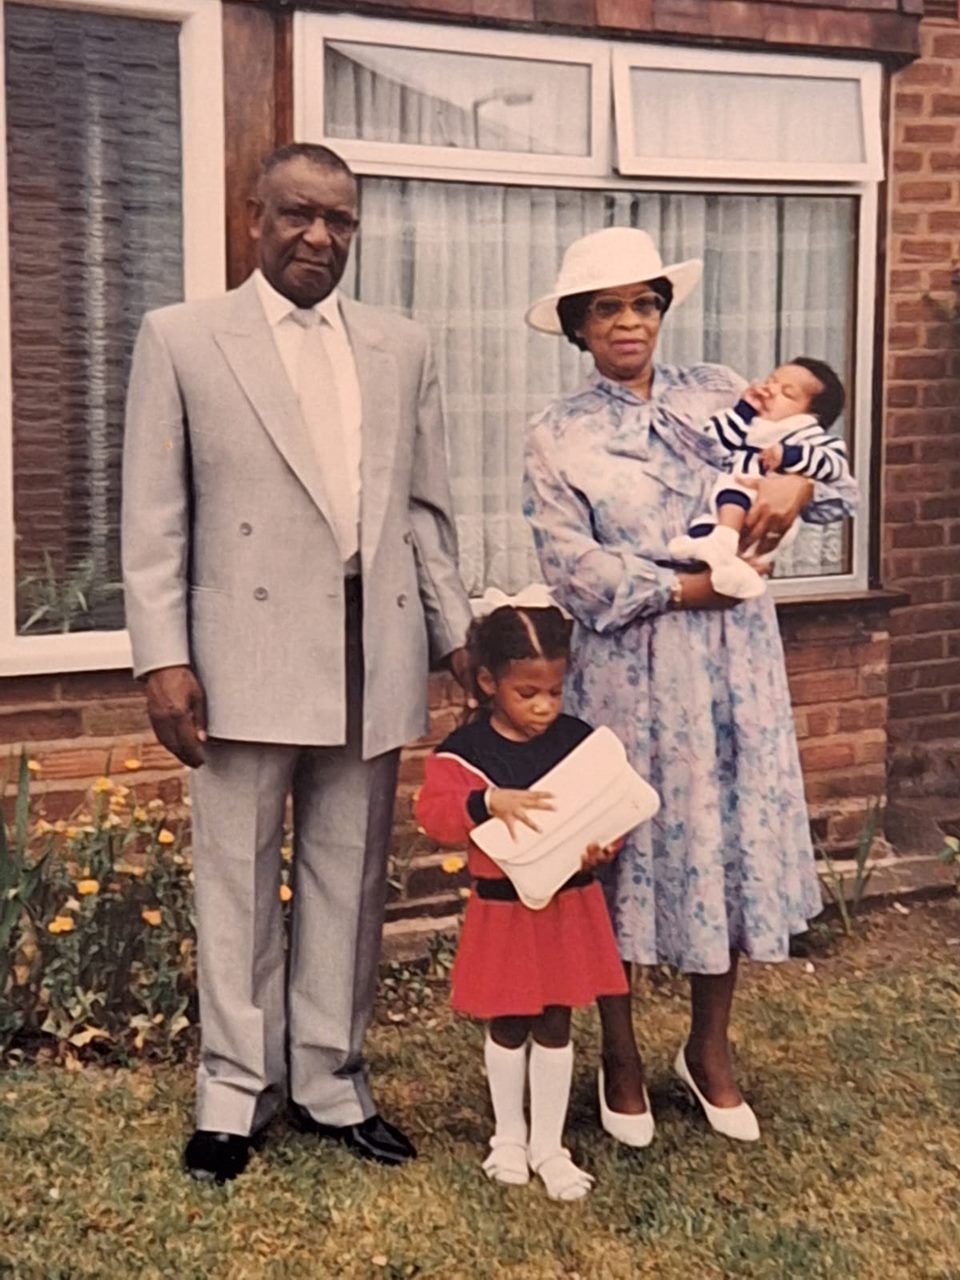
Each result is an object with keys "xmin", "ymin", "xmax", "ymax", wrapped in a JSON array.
[
  {"xmin": 157, "ymin": 830, "xmax": 175, "ymax": 846},
  {"xmin": 76, "ymin": 879, "xmax": 100, "ymax": 896},
  {"xmin": 442, "ymin": 855, "xmax": 465, "ymax": 875},
  {"xmin": 47, "ymin": 916, "xmax": 75, "ymax": 935},
  {"xmin": 91, "ymin": 777, "xmax": 113, "ymax": 794},
  {"xmin": 141, "ymin": 909, "xmax": 162, "ymax": 927},
  {"xmin": 279, "ymin": 884, "xmax": 293, "ymax": 903},
  {"xmin": 123, "ymin": 758, "xmax": 142, "ymax": 772}
]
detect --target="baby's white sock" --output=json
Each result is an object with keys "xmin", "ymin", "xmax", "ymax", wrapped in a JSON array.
[
  {"xmin": 482, "ymin": 1036, "xmax": 530, "ymax": 1185},
  {"xmin": 528, "ymin": 1041, "xmax": 593, "ymax": 1201}
]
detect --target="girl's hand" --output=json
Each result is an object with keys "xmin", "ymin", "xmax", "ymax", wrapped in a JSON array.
[
  {"xmin": 488, "ymin": 788, "xmax": 555, "ymax": 840},
  {"xmin": 581, "ymin": 837, "xmax": 624, "ymax": 871},
  {"xmin": 759, "ymin": 443, "xmax": 784, "ymax": 473},
  {"xmin": 741, "ymin": 380, "xmax": 765, "ymax": 412}
]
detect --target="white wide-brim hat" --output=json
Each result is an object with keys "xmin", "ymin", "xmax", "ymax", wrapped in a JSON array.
[{"xmin": 525, "ymin": 227, "xmax": 703, "ymax": 335}]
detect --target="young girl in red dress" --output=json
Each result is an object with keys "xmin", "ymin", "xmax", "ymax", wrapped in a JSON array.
[{"xmin": 415, "ymin": 600, "xmax": 628, "ymax": 1201}]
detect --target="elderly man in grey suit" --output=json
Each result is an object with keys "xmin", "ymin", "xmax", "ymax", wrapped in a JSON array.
[{"xmin": 122, "ymin": 143, "xmax": 473, "ymax": 1183}]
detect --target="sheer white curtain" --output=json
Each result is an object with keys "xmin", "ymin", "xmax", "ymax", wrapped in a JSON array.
[{"xmin": 351, "ymin": 180, "xmax": 854, "ymax": 594}]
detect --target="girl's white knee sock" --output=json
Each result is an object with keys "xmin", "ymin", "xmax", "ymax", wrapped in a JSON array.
[
  {"xmin": 482, "ymin": 1035, "xmax": 530, "ymax": 1185},
  {"xmin": 528, "ymin": 1041, "xmax": 593, "ymax": 1201}
]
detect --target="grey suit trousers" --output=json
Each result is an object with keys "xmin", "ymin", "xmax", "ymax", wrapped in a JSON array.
[{"xmin": 190, "ymin": 584, "xmax": 400, "ymax": 1135}]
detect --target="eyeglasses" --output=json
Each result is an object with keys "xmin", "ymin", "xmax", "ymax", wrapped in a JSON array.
[
  {"xmin": 281, "ymin": 205, "xmax": 360, "ymax": 238},
  {"xmin": 586, "ymin": 293, "xmax": 666, "ymax": 323}
]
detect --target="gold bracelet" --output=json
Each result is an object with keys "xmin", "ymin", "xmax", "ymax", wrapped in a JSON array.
[{"xmin": 669, "ymin": 576, "xmax": 684, "ymax": 610}]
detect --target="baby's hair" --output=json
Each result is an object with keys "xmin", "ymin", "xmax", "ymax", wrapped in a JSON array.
[
  {"xmin": 790, "ymin": 356, "xmax": 845, "ymax": 428},
  {"xmin": 466, "ymin": 605, "xmax": 572, "ymax": 707},
  {"xmin": 557, "ymin": 276, "xmax": 674, "ymax": 352}
]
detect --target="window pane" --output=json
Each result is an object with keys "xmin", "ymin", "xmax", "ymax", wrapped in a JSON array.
[
  {"xmin": 351, "ymin": 180, "xmax": 855, "ymax": 593},
  {"xmin": 629, "ymin": 69, "xmax": 865, "ymax": 166},
  {"xmin": 325, "ymin": 41, "xmax": 591, "ymax": 156},
  {"xmin": 7, "ymin": 5, "xmax": 183, "ymax": 635}
]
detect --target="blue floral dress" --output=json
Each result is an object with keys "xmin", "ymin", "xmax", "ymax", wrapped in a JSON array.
[{"xmin": 523, "ymin": 365, "xmax": 859, "ymax": 974}]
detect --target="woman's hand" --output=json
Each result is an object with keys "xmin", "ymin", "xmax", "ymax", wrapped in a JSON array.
[
  {"xmin": 581, "ymin": 837, "xmax": 624, "ymax": 871},
  {"xmin": 676, "ymin": 561, "xmax": 773, "ymax": 612},
  {"xmin": 741, "ymin": 473, "xmax": 814, "ymax": 556},
  {"xmin": 488, "ymin": 788, "xmax": 555, "ymax": 840}
]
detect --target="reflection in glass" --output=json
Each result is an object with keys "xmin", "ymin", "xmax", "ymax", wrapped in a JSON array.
[
  {"xmin": 325, "ymin": 41, "xmax": 591, "ymax": 156},
  {"xmin": 8, "ymin": 4, "xmax": 184, "ymax": 635}
]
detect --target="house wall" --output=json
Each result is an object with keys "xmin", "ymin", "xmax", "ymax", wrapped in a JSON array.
[
  {"xmin": 2, "ymin": 0, "xmax": 946, "ymax": 938},
  {"xmin": 884, "ymin": 12, "xmax": 960, "ymax": 839}
]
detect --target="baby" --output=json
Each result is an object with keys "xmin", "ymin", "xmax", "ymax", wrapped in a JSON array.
[{"xmin": 668, "ymin": 357, "xmax": 850, "ymax": 599}]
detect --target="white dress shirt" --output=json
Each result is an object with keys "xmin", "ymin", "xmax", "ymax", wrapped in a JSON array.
[{"xmin": 253, "ymin": 268, "xmax": 362, "ymax": 566}]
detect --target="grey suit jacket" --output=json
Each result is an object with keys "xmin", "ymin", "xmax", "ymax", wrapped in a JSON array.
[{"xmin": 121, "ymin": 275, "xmax": 473, "ymax": 757}]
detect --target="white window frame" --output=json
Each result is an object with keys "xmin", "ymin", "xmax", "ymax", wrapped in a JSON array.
[
  {"xmin": 0, "ymin": 0, "xmax": 225, "ymax": 677},
  {"xmin": 612, "ymin": 44, "xmax": 884, "ymax": 184},
  {"xmin": 297, "ymin": 13, "xmax": 877, "ymax": 607},
  {"xmin": 294, "ymin": 11, "xmax": 611, "ymax": 178}
]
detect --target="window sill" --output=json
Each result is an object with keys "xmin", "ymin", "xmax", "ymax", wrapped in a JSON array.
[{"xmin": 775, "ymin": 587, "xmax": 910, "ymax": 617}]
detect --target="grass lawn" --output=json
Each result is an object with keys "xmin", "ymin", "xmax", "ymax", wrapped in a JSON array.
[{"xmin": 2, "ymin": 899, "xmax": 959, "ymax": 1280}]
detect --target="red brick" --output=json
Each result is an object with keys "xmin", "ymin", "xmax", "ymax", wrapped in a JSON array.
[
  {"xmin": 914, "ymin": 658, "xmax": 960, "ymax": 688},
  {"xmin": 891, "ymin": 633, "xmax": 947, "ymax": 663},
  {"xmin": 893, "ymin": 149, "xmax": 924, "ymax": 173},
  {"xmin": 889, "ymin": 523, "xmax": 945, "ymax": 548},
  {"xmin": 885, "ymin": 442, "xmax": 916, "ymax": 466},
  {"xmin": 804, "ymin": 765, "xmax": 886, "ymax": 804},
  {"xmin": 60, "ymin": 670, "xmax": 141, "ymax": 700},
  {"xmin": 533, "ymin": 0, "xmax": 596, "ymax": 24},
  {"xmin": 887, "ymin": 323, "xmax": 920, "ymax": 349},
  {"xmin": 932, "ymin": 93, "xmax": 960, "ymax": 116},
  {"xmin": 884, "ymin": 498, "xmax": 918, "ymax": 523},
  {"xmin": 902, "ymin": 123, "xmax": 957, "ymax": 146},
  {"xmin": 854, "ymin": 730, "xmax": 888, "ymax": 766},
  {"xmin": 0, "ymin": 707, "xmax": 83, "ymax": 745},
  {"xmin": 835, "ymin": 700, "xmax": 887, "ymax": 733},
  {"xmin": 471, "ymin": 0, "xmax": 536, "ymax": 17},
  {"xmin": 913, "ymin": 714, "xmax": 960, "ymax": 741},
  {"xmin": 895, "ymin": 181, "xmax": 953, "ymax": 203},
  {"xmin": 799, "ymin": 741, "xmax": 855, "ymax": 772},
  {"xmin": 897, "ymin": 239, "xmax": 954, "ymax": 264},
  {"xmin": 929, "ymin": 150, "xmax": 960, "ymax": 172},
  {"xmin": 596, "ymin": 0, "xmax": 652, "ymax": 27},
  {"xmin": 919, "ymin": 495, "xmax": 959, "ymax": 520},
  {"xmin": 894, "ymin": 92, "xmax": 925, "ymax": 116},
  {"xmin": 889, "ymin": 689, "xmax": 947, "ymax": 718},
  {"xmin": 932, "ymin": 33, "xmax": 960, "ymax": 60},
  {"xmin": 896, "ymin": 61, "xmax": 953, "ymax": 88},
  {"xmin": 927, "ymin": 210, "xmax": 960, "ymax": 234},
  {"xmin": 886, "ymin": 386, "xmax": 919, "ymax": 411},
  {"xmin": 81, "ymin": 701, "xmax": 153, "ymax": 737},
  {"xmin": 787, "ymin": 669, "xmax": 859, "ymax": 706},
  {"xmin": 0, "ymin": 676, "xmax": 61, "ymax": 706},
  {"xmin": 804, "ymin": 706, "xmax": 839, "ymax": 738}
]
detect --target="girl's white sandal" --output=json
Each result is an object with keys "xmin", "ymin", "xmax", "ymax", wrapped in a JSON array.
[
  {"xmin": 674, "ymin": 1046, "xmax": 760, "ymax": 1142},
  {"xmin": 482, "ymin": 1137, "xmax": 530, "ymax": 1185},
  {"xmin": 529, "ymin": 1148, "xmax": 594, "ymax": 1201},
  {"xmin": 598, "ymin": 1068, "xmax": 655, "ymax": 1148}
]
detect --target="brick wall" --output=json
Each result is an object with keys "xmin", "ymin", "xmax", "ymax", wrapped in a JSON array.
[
  {"xmin": 2, "ymin": 603, "xmax": 895, "ymax": 940},
  {"xmin": 885, "ymin": 10, "xmax": 960, "ymax": 838}
]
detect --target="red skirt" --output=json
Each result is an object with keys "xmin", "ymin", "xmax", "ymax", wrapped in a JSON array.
[{"xmin": 450, "ymin": 879, "xmax": 628, "ymax": 1019}]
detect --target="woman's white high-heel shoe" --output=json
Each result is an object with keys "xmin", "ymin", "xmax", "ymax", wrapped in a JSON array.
[
  {"xmin": 598, "ymin": 1068, "xmax": 655, "ymax": 1148},
  {"xmin": 673, "ymin": 1047, "xmax": 760, "ymax": 1142}
]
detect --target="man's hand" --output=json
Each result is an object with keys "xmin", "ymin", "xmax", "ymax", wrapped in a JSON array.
[
  {"xmin": 581, "ymin": 837, "xmax": 624, "ymax": 871},
  {"xmin": 144, "ymin": 665, "xmax": 208, "ymax": 768},
  {"xmin": 741, "ymin": 473, "xmax": 813, "ymax": 557},
  {"xmin": 488, "ymin": 788, "xmax": 555, "ymax": 840},
  {"xmin": 446, "ymin": 646, "xmax": 477, "ymax": 709}
]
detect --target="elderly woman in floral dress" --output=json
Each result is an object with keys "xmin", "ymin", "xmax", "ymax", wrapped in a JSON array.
[{"xmin": 522, "ymin": 228, "xmax": 858, "ymax": 1145}]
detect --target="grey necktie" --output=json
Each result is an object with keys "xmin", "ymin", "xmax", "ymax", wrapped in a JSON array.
[{"xmin": 291, "ymin": 307, "xmax": 359, "ymax": 563}]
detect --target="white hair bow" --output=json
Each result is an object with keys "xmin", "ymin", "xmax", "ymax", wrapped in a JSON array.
[{"xmin": 475, "ymin": 584, "xmax": 569, "ymax": 618}]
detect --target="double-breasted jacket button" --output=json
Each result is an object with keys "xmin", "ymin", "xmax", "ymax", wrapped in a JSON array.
[
  {"xmin": 396, "ymin": 593, "xmax": 407, "ymax": 608},
  {"xmin": 253, "ymin": 586, "xmax": 268, "ymax": 602},
  {"xmin": 403, "ymin": 531, "xmax": 414, "ymax": 545},
  {"xmin": 239, "ymin": 522, "xmax": 252, "ymax": 536}
]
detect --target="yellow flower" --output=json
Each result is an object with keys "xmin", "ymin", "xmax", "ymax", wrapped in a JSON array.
[
  {"xmin": 54, "ymin": 820, "xmax": 66, "ymax": 834},
  {"xmin": 65, "ymin": 826, "xmax": 79, "ymax": 840},
  {"xmin": 117, "ymin": 862, "xmax": 146, "ymax": 878},
  {"xmin": 76, "ymin": 811, "xmax": 92, "ymax": 824},
  {"xmin": 442, "ymin": 855, "xmax": 465, "ymax": 875},
  {"xmin": 34, "ymin": 818, "xmax": 54, "ymax": 836},
  {"xmin": 141, "ymin": 909, "xmax": 162, "ymax": 927},
  {"xmin": 133, "ymin": 807, "xmax": 148, "ymax": 822},
  {"xmin": 76, "ymin": 879, "xmax": 100, "ymax": 896},
  {"xmin": 47, "ymin": 916, "xmax": 75, "ymax": 935},
  {"xmin": 113, "ymin": 784, "xmax": 131, "ymax": 799},
  {"xmin": 123, "ymin": 758, "xmax": 142, "ymax": 772},
  {"xmin": 279, "ymin": 884, "xmax": 293, "ymax": 903},
  {"xmin": 27, "ymin": 759, "xmax": 42, "ymax": 774},
  {"xmin": 157, "ymin": 830, "xmax": 175, "ymax": 846},
  {"xmin": 92, "ymin": 777, "xmax": 113, "ymax": 794},
  {"xmin": 281, "ymin": 844, "xmax": 293, "ymax": 864},
  {"xmin": 146, "ymin": 798, "xmax": 165, "ymax": 815}
]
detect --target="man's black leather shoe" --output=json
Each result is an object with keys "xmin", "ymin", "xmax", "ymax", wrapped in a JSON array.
[
  {"xmin": 289, "ymin": 1104, "xmax": 417, "ymax": 1166},
  {"xmin": 183, "ymin": 1129, "xmax": 251, "ymax": 1183}
]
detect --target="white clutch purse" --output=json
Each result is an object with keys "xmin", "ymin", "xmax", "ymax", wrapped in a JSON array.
[{"xmin": 471, "ymin": 726, "xmax": 660, "ymax": 911}]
